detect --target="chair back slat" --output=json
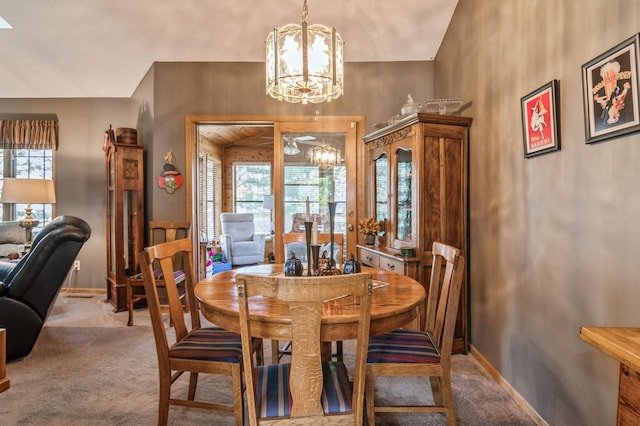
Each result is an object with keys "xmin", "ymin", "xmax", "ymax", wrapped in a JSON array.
[
  {"xmin": 427, "ymin": 242, "xmax": 465, "ymax": 356},
  {"xmin": 148, "ymin": 221, "xmax": 192, "ymax": 244}
]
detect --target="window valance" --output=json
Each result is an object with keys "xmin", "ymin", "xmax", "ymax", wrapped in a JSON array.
[{"xmin": 0, "ymin": 119, "xmax": 58, "ymax": 150}]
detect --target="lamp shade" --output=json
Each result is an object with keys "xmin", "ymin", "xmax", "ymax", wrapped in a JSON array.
[{"xmin": 1, "ymin": 178, "xmax": 56, "ymax": 204}]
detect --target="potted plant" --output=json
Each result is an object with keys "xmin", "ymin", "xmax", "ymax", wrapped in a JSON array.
[{"xmin": 358, "ymin": 217, "xmax": 381, "ymax": 245}]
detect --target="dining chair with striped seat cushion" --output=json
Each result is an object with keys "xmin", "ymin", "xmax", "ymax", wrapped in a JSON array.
[
  {"xmin": 127, "ymin": 220, "xmax": 192, "ymax": 326},
  {"xmin": 141, "ymin": 238, "xmax": 262, "ymax": 426},
  {"xmin": 236, "ymin": 272, "xmax": 372, "ymax": 425},
  {"xmin": 365, "ymin": 242, "xmax": 465, "ymax": 426}
]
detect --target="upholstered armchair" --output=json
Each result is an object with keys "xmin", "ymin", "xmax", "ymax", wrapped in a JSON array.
[
  {"xmin": 219, "ymin": 213, "xmax": 265, "ymax": 266},
  {"xmin": 0, "ymin": 215, "xmax": 91, "ymax": 361}
]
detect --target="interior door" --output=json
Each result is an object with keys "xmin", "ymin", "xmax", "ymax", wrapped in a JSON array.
[{"xmin": 273, "ymin": 118, "xmax": 361, "ymax": 264}]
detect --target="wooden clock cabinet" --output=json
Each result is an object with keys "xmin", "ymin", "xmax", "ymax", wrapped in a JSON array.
[
  {"xmin": 104, "ymin": 140, "xmax": 144, "ymax": 312},
  {"xmin": 361, "ymin": 113, "xmax": 472, "ymax": 353}
]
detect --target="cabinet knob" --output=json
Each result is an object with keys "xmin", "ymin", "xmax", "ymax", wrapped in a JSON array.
[
  {"xmin": 387, "ymin": 263, "xmax": 395, "ymax": 270},
  {"xmin": 348, "ymin": 224, "xmax": 354, "ymax": 232}
]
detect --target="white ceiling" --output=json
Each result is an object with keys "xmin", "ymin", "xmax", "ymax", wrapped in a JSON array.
[{"xmin": 0, "ymin": 0, "xmax": 458, "ymax": 99}]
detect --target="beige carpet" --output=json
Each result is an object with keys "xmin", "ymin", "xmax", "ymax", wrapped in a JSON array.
[{"xmin": 0, "ymin": 295, "xmax": 537, "ymax": 425}]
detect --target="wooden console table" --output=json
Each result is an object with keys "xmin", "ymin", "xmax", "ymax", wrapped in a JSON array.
[
  {"xmin": 580, "ymin": 326, "xmax": 640, "ymax": 424},
  {"xmin": 0, "ymin": 328, "xmax": 9, "ymax": 393}
]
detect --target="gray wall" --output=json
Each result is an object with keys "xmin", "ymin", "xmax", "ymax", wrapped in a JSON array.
[
  {"xmin": 0, "ymin": 61, "xmax": 434, "ymax": 294},
  {"xmin": 0, "ymin": 99, "xmax": 139, "ymax": 290},
  {"xmin": 137, "ymin": 61, "xmax": 434, "ymax": 221},
  {"xmin": 436, "ymin": 0, "xmax": 640, "ymax": 424}
]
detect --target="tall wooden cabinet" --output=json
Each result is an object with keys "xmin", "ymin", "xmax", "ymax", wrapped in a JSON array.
[
  {"xmin": 104, "ymin": 141, "xmax": 144, "ymax": 312},
  {"xmin": 362, "ymin": 113, "xmax": 472, "ymax": 353}
]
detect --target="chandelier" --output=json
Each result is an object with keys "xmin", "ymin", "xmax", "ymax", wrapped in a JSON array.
[
  {"xmin": 265, "ymin": 0, "xmax": 344, "ymax": 104},
  {"xmin": 312, "ymin": 145, "xmax": 340, "ymax": 168}
]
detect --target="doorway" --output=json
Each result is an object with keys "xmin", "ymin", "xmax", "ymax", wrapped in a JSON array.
[{"xmin": 185, "ymin": 115, "xmax": 365, "ymax": 275}]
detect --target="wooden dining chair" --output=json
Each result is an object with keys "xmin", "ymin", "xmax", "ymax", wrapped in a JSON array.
[
  {"xmin": 127, "ymin": 220, "xmax": 191, "ymax": 326},
  {"xmin": 236, "ymin": 272, "xmax": 373, "ymax": 425},
  {"xmin": 276, "ymin": 232, "xmax": 346, "ymax": 364},
  {"xmin": 365, "ymin": 241, "xmax": 465, "ymax": 426},
  {"xmin": 141, "ymin": 238, "xmax": 262, "ymax": 426}
]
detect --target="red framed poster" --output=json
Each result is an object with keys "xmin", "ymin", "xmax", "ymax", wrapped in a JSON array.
[{"xmin": 521, "ymin": 80, "xmax": 561, "ymax": 158}]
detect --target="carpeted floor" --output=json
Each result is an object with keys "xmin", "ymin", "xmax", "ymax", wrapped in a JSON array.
[{"xmin": 0, "ymin": 295, "xmax": 538, "ymax": 425}]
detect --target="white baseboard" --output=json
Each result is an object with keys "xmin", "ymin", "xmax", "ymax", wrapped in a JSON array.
[{"xmin": 470, "ymin": 345, "xmax": 548, "ymax": 426}]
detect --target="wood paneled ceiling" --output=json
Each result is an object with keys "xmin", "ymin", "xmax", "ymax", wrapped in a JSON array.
[
  {"xmin": 198, "ymin": 124, "xmax": 345, "ymax": 149},
  {"xmin": 199, "ymin": 124, "xmax": 274, "ymax": 148}
]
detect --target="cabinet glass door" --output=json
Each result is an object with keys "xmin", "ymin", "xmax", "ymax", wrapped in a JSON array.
[
  {"xmin": 395, "ymin": 148, "xmax": 412, "ymax": 243},
  {"xmin": 374, "ymin": 153, "xmax": 388, "ymax": 226}
]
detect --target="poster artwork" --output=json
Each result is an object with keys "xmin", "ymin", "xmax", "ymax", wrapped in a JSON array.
[
  {"xmin": 582, "ymin": 35, "xmax": 640, "ymax": 143},
  {"xmin": 525, "ymin": 90, "xmax": 553, "ymax": 153},
  {"xmin": 589, "ymin": 51, "xmax": 635, "ymax": 134}
]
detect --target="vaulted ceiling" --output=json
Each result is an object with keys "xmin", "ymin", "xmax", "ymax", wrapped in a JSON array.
[{"xmin": 0, "ymin": 0, "xmax": 458, "ymax": 98}]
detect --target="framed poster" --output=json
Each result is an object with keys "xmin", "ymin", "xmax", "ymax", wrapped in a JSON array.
[
  {"xmin": 582, "ymin": 34, "xmax": 640, "ymax": 144},
  {"xmin": 521, "ymin": 80, "xmax": 561, "ymax": 158}
]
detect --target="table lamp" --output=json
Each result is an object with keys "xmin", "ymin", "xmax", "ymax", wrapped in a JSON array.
[{"xmin": 1, "ymin": 178, "xmax": 56, "ymax": 252}]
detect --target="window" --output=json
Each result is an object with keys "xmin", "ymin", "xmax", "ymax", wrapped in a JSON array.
[
  {"xmin": 283, "ymin": 164, "xmax": 346, "ymax": 233},
  {"xmin": 0, "ymin": 117, "xmax": 58, "ymax": 227},
  {"xmin": 0, "ymin": 148, "xmax": 55, "ymax": 226},
  {"xmin": 233, "ymin": 164, "xmax": 271, "ymax": 235},
  {"xmin": 198, "ymin": 152, "xmax": 221, "ymax": 242}
]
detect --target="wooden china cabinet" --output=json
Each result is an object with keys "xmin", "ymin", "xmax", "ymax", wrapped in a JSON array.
[
  {"xmin": 361, "ymin": 113, "xmax": 472, "ymax": 353},
  {"xmin": 104, "ymin": 140, "xmax": 144, "ymax": 312}
]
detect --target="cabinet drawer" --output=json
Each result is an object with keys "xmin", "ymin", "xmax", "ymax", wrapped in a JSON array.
[
  {"xmin": 380, "ymin": 256, "xmax": 405, "ymax": 274},
  {"xmin": 358, "ymin": 248, "xmax": 380, "ymax": 268}
]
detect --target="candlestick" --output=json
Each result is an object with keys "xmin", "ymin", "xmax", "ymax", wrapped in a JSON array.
[
  {"xmin": 329, "ymin": 180, "xmax": 335, "ymax": 203},
  {"xmin": 311, "ymin": 244, "xmax": 320, "ymax": 275},
  {"xmin": 305, "ymin": 196, "xmax": 311, "ymax": 221},
  {"xmin": 304, "ymin": 221, "xmax": 314, "ymax": 276},
  {"xmin": 312, "ymin": 219, "xmax": 318, "ymax": 245},
  {"xmin": 328, "ymin": 201, "xmax": 337, "ymax": 268}
]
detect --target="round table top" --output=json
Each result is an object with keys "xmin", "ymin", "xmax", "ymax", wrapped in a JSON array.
[{"xmin": 195, "ymin": 264, "xmax": 425, "ymax": 341}]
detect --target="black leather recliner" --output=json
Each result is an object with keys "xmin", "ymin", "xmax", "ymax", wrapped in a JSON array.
[{"xmin": 0, "ymin": 215, "xmax": 91, "ymax": 361}]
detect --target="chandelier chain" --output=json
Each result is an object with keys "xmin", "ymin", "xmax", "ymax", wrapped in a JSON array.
[{"xmin": 302, "ymin": 0, "xmax": 308, "ymax": 24}]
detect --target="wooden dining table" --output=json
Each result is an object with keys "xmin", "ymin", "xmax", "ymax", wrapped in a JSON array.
[{"xmin": 195, "ymin": 264, "xmax": 426, "ymax": 342}]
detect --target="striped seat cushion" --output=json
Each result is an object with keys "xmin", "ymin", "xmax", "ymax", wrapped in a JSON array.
[
  {"xmin": 367, "ymin": 329, "xmax": 441, "ymax": 364},
  {"xmin": 253, "ymin": 361, "xmax": 353, "ymax": 418},
  {"xmin": 169, "ymin": 327, "xmax": 243, "ymax": 363},
  {"xmin": 321, "ymin": 361, "xmax": 353, "ymax": 413}
]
